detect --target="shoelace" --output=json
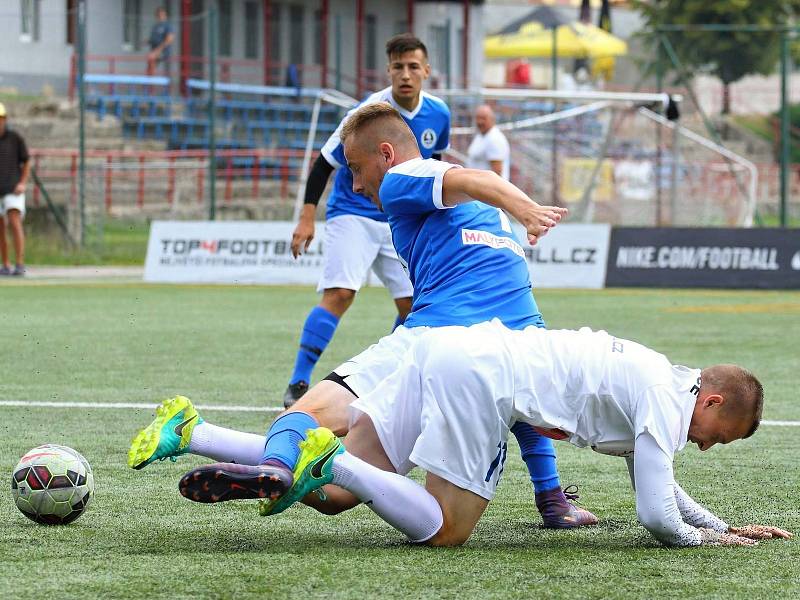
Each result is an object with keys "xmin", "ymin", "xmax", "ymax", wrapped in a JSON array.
[{"xmin": 563, "ymin": 484, "xmax": 581, "ymax": 503}]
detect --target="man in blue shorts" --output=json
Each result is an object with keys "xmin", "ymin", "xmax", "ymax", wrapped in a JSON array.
[
  {"xmin": 283, "ymin": 34, "xmax": 450, "ymax": 408},
  {"xmin": 130, "ymin": 103, "xmax": 598, "ymax": 529}
]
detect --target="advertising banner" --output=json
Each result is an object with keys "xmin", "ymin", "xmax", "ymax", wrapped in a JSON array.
[
  {"xmin": 606, "ymin": 228, "xmax": 800, "ymax": 289},
  {"xmin": 513, "ymin": 223, "xmax": 611, "ymax": 289},
  {"xmin": 144, "ymin": 221, "xmax": 325, "ymax": 285}
]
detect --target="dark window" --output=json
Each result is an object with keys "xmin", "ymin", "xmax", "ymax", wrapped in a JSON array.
[
  {"xmin": 429, "ymin": 24, "xmax": 449, "ymax": 85},
  {"xmin": 218, "ymin": 0, "xmax": 232, "ymax": 56},
  {"xmin": 244, "ymin": 1, "xmax": 259, "ymax": 59},
  {"xmin": 123, "ymin": 0, "xmax": 142, "ymax": 51},
  {"xmin": 269, "ymin": 3, "xmax": 281, "ymax": 61},
  {"xmin": 289, "ymin": 4, "xmax": 304, "ymax": 65},
  {"xmin": 313, "ymin": 9, "xmax": 323, "ymax": 64},
  {"xmin": 365, "ymin": 15, "xmax": 377, "ymax": 71},
  {"xmin": 66, "ymin": 0, "xmax": 77, "ymax": 45},
  {"xmin": 21, "ymin": 0, "xmax": 41, "ymax": 42}
]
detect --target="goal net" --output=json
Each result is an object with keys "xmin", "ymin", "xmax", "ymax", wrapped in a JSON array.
[{"xmin": 437, "ymin": 88, "xmax": 757, "ymax": 227}]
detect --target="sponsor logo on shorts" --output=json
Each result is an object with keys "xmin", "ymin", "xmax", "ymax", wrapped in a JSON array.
[{"xmin": 461, "ymin": 229, "xmax": 524, "ymax": 258}]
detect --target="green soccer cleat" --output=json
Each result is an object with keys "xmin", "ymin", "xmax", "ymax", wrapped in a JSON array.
[
  {"xmin": 127, "ymin": 395, "xmax": 204, "ymax": 470},
  {"xmin": 258, "ymin": 426, "xmax": 344, "ymax": 516}
]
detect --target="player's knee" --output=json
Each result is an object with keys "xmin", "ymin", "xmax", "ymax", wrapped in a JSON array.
[
  {"xmin": 321, "ymin": 288, "xmax": 356, "ymax": 314},
  {"xmin": 424, "ymin": 522, "xmax": 471, "ymax": 547}
]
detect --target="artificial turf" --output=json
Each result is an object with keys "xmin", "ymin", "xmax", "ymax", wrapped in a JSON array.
[{"xmin": 0, "ymin": 283, "xmax": 798, "ymax": 599}]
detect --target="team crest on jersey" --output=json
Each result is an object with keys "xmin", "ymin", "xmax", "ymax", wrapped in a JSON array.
[{"xmin": 420, "ymin": 128, "xmax": 437, "ymax": 150}]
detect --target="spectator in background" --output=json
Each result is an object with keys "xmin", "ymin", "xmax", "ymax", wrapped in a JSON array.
[
  {"xmin": 147, "ymin": 7, "xmax": 174, "ymax": 78},
  {"xmin": 467, "ymin": 104, "xmax": 510, "ymax": 180},
  {"xmin": 0, "ymin": 102, "xmax": 30, "ymax": 276}
]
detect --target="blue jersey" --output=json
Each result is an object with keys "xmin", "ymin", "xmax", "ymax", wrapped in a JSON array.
[
  {"xmin": 380, "ymin": 158, "xmax": 544, "ymax": 330},
  {"xmin": 321, "ymin": 87, "xmax": 450, "ymax": 222}
]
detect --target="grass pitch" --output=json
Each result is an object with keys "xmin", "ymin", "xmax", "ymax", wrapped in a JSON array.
[{"xmin": 0, "ymin": 283, "xmax": 798, "ymax": 599}]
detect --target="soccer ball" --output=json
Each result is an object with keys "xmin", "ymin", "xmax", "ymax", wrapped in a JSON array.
[{"xmin": 11, "ymin": 444, "xmax": 95, "ymax": 525}]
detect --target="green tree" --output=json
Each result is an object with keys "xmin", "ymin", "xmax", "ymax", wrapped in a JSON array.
[{"xmin": 635, "ymin": 0, "xmax": 795, "ymax": 114}]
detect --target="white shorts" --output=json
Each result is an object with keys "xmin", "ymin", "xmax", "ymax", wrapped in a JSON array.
[
  {"xmin": 351, "ymin": 321, "xmax": 516, "ymax": 500},
  {"xmin": 317, "ymin": 214, "xmax": 413, "ymax": 298},
  {"xmin": 1, "ymin": 193, "xmax": 25, "ymax": 218},
  {"xmin": 334, "ymin": 324, "xmax": 431, "ymax": 399}
]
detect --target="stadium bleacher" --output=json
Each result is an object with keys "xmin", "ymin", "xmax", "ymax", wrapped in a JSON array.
[
  {"xmin": 84, "ymin": 73, "xmax": 172, "ymax": 121},
  {"xmin": 83, "ymin": 75, "xmax": 345, "ymax": 164}
]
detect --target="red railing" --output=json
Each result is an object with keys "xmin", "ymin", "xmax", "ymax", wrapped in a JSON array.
[
  {"xmin": 30, "ymin": 148, "xmax": 316, "ymax": 211},
  {"xmin": 28, "ymin": 147, "xmax": 800, "ymax": 221}
]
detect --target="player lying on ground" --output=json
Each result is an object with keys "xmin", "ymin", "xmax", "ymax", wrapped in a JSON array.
[
  {"xmin": 176, "ymin": 320, "xmax": 791, "ymax": 548},
  {"xmin": 128, "ymin": 103, "xmax": 599, "ymax": 528}
]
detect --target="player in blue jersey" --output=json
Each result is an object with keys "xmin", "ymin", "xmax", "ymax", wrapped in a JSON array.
[
  {"xmin": 283, "ymin": 34, "xmax": 450, "ymax": 408},
  {"xmin": 131, "ymin": 103, "xmax": 598, "ymax": 529}
]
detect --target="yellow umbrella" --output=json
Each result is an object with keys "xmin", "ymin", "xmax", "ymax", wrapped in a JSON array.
[{"xmin": 484, "ymin": 20, "xmax": 627, "ymax": 59}]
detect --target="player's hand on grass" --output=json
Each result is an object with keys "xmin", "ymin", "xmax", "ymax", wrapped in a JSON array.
[
  {"xmin": 519, "ymin": 205, "xmax": 568, "ymax": 246},
  {"xmin": 728, "ymin": 525, "xmax": 793, "ymax": 540},
  {"xmin": 291, "ymin": 216, "xmax": 316, "ymax": 258},
  {"xmin": 699, "ymin": 528, "xmax": 758, "ymax": 546}
]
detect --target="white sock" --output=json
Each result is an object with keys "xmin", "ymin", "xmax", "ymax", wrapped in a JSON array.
[
  {"xmin": 188, "ymin": 422, "xmax": 266, "ymax": 465},
  {"xmin": 331, "ymin": 451, "xmax": 443, "ymax": 543}
]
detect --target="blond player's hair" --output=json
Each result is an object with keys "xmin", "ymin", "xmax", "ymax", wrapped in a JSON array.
[
  {"xmin": 701, "ymin": 364, "xmax": 764, "ymax": 438},
  {"xmin": 339, "ymin": 102, "xmax": 417, "ymax": 152}
]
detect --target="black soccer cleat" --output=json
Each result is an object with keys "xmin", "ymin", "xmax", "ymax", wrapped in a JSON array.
[
  {"xmin": 283, "ymin": 381, "xmax": 309, "ymax": 409},
  {"xmin": 179, "ymin": 463, "xmax": 292, "ymax": 504}
]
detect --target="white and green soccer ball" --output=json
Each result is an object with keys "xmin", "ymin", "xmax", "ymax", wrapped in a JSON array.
[{"xmin": 11, "ymin": 444, "xmax": 94, "ymax": 525}]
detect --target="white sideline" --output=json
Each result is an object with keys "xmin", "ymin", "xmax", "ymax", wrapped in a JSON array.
[
  {"xmin": 0, "ymin": 400, "xmax": 279, "ymax": 412},
  {"xmin": 0, "ymin": 400, "xmax": 797, "ymax": 426}
]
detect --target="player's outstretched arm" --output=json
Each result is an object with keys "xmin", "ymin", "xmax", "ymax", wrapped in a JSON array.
[
  {"xmin": 292, "ymin": 154, "xmax": 336, "ymax": 258},
  {"xmin": 674, "ymin": 469, "xmax": 791, "ymax": 542},
  {"xmin": 441, "ymin": 168, "xmax": 567, "ymax": 246},
  {"xmin": 630, "ymin": 434, "xmax": 761, "ymax": 547}
]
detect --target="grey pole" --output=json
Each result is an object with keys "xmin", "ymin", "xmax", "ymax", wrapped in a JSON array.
[
  {"xmin": 208, "ymin": 5, "xmax": 217, "ymax": 220},
  {"xmin": 77, "ymin": 0, "xmax": 87, "ymax": 246},
  {"xmin": 780, "ymin": 30, "xmax": 790, "ymax": 227}
]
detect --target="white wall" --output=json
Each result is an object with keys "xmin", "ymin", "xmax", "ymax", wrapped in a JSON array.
[
  {"xmin": 0, "ymin": 0, "xmax": 73, "ymax": 90},
  {"xmin": 0, "ymin": 0, "xmax": 483, "ymax": 96}
]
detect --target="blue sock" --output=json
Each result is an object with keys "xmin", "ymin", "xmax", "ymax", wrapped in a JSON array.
[
  {"xmin": 511, "ymin": 422, "xmax": 561, "ymax": 493},
  {"xmin": 290, "ymin": 306, "xmax": 340, "ymax": 385},
  {"xmin": 392, "ymin": 313, "xmax": 405, "ymax": 332},
  {"xmin": 261, "ymin": 412, "xmax": 319, "ymax": 469}
]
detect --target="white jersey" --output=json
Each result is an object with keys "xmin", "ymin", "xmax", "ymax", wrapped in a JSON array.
[
  {"xmin": 352, "ymin": 320, "xmax": 727, "ymax": 547},
  {"xmin": 506, "ymin": 326, "xmax": 699, "ymax": 460},
  {"xmin": 467, "ymin": 126, "xmax": 510, "ymax": 180}
]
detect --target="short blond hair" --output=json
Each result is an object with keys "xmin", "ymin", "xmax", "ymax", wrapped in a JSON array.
[
  {"xmin": 701, "ymin": 364, "xmax": 764, "ymax": 438},
  {"xmin": 339, "ymin": 102, "xmax": 416, "ymax": 150}
]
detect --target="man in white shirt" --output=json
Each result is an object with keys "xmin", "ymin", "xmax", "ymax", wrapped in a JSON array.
[
  {"xmin": 177, "ymin": 320, "xmax": 791, "ymax": 548},
  {"xmin": 467, "ymin": 105, "xmax": 510, "ymax": 180}
]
